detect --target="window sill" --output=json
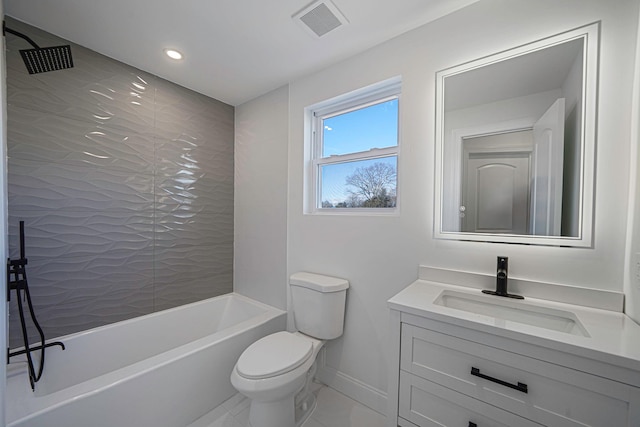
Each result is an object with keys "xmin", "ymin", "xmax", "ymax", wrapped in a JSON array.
[{"xmin": 307, "ymin": 208, "xmax": 399, "ymax": 216}]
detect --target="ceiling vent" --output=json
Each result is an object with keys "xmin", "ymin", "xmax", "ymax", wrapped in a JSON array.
[{"xmin": 293, "ymin": 0, "xmax": 349, "ymax": 38}]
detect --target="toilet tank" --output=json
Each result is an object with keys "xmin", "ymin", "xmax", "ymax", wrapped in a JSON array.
[{"xmin": 290, "ymin": 272, "xmax": 349, "ymax": 340}]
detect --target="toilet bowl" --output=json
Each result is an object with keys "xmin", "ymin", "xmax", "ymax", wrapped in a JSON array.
[
  {"xmin": 230, "ymin": 272, "xmax": 349, "ymax": 427},
  {"xmin": 230, "ymin": 332, "xmax": 323, "ymax": 427}
]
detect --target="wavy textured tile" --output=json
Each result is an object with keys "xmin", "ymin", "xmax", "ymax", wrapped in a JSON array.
[
  {"xmin": 9, "ymin": 159, "xmax": 154, "ymax": 212},
  {"xmin": 8, "ymin": 210, "xmax": 154, "ymax": 261},
  {"xmin": 154, "ymin": 76, "xmax": 233, "ymax": 127},
  {"xmin": 155, "ymin": 174, "xmax": 234, "ymax": 215},
  {"xmin": 8, "ymin": 106, "xmax": 156, "ymax": 172},
  {"xmin": 7, "ymin": 27, "xmax": 156, "ymax": 130},
  {"xmin": 154, "ymin": 273, "xmax": 233, "ymax": 312},
  {"xmin": 6, "ymin": 18, "xmax": 235, "ymax": 349},
  {"xmin": 154, "ymin": 212, "xmax": 233, "ymax": 249}
]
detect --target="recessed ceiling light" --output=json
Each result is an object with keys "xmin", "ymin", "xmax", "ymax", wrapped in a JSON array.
[{"xmin": 164, "ymin": 48, "xmax": 183, "ymax": 60}]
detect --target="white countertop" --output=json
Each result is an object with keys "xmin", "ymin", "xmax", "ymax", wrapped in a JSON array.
[{"xmin": 388, "ymin": 279, "xmax": 640, "ymax": 377}]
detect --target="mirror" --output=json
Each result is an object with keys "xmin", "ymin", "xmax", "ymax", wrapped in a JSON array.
[{"xmin": 434, "ymin": 23, "xmax": 599, "ymax": 247}]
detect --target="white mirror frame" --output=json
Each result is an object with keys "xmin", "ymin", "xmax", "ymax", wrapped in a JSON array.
[{"xmin": 434, "ymin": 22, "xmax": 599, "ymax": 247}]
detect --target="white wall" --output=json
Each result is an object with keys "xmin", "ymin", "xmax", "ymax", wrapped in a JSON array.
[
  {"xmin": 236, "ymin": 0, "xmax": 640, "ymax": 415},
  {"xmin": 624, "ymin": 4, "xmax": 640, "ymax": 324},
  {"xmin": 288, "ymin": 0, "xmax": 639, "ymax": 412},
  {"xmin": 234, "ymin": 85, "xmax": 289, "ymax": 310},
  {"xmin": 1, "ymin": 1, "xmax": 7, "ymax": 424}
]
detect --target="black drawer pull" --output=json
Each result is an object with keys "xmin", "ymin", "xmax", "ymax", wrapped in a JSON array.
[
  {"xmin": 469, "ymin": 423, "xmax": 478, "ymax": 427},
  {"xmin": 470, "ymin": 367, "xmax": 528, "ymax": 393}
]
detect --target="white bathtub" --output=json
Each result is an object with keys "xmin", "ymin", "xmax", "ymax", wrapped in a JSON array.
[{"xmin": 6, "ymin": 293, "xmax": 286, "ymax": 427}]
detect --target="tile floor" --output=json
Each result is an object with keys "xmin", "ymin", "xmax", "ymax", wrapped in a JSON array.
[{"xmin": 188, "ymin": 382, "xmax": 387, "ymax": 427}]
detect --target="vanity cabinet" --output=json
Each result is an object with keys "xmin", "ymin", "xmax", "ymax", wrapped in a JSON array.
[
  {"xmin": 398, "ymin": 371, "xmax": 541, "ymax": 427},
  {"xmin": 388, "ymin": 310, "xmax": 640, "ymax": 427}
]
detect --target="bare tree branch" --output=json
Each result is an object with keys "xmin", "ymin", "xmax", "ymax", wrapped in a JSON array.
[{"xmin": 345, "ymin": 162, "xmax": 396, "ymax": 207}]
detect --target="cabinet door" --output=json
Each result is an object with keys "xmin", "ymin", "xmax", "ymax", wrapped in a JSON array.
[
  {"xmin": 399, "ymin": 371, "xmax": 542, "ymax": 427},
  {"xmin": 401, "ymin": 323, "xmax": 639, "ymax": 427}
]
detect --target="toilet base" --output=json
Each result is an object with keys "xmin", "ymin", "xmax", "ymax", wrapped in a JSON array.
[
  {"xmin": 235, "ymin": 334, "xmax": 325, "ymax": 427},
  {"xmin": 246, "ymin": 368, "xmax": 320, "ymax": 427},
  {"xmin": 248, "ymin": 396, "xmax": 295, "ymax": 427},
  {"xmin": 295, "ymin": 388, "xmax": 317, "ymax": 426},
  {"xmin": 247, "ymin": 386, "xmax": 317, "ymax": 427}
]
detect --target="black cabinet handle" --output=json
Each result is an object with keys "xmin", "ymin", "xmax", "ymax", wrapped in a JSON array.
[
  {"xmin": 470, "ymin": 367, "xmax": 528, "ymax": 394},
  {"xmin": 469, "ymin": 423, "xmax": 478, "ymax": 427}
]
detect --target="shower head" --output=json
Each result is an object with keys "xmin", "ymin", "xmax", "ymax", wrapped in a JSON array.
[
  {"xmin": 4, "ymin": 24, "xmax": 74, "ymax": 74},
  {"xmin": 18, "ymin": 45, "xmax": 74, "ymax": 74}
]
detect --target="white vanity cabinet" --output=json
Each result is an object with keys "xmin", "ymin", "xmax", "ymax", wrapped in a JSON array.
[{"xmin": 387, "ymin": 280, "xmax": 640, "ymax": 427}]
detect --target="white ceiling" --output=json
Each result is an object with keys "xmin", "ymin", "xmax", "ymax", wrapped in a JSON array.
[
  {"xmin": 445, "ymin": 37, "xmax": 584, "ymax": 111},
  {"xmin": 5, "ymin": 0, "xmax": 480, "ymax": 106}
]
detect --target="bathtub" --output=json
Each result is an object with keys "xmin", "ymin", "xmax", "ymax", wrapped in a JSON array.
[{"xmin": 6, "ymin": 293, "xmax": 286, "ymax": 427}]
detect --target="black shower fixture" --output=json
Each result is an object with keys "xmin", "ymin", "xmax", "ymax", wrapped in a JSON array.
[
  {"xmin": 3, "ymin": 22, "xmax": 74, "ymax": 74},
  {"xmin": 7, "ymin": 221, "xmax": 65, "ymax": 390}
]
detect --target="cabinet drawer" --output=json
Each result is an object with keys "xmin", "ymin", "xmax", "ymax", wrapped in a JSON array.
[
  {"xmin": 397, "ymin": 417, "xmax": 419, "ymax": 427},
  {"xmin": 399, "ymin": 370, "xmax": 542, "ymax": 427},
  {"xmin": 401, "ymin": 323, "xmax": 639, "ymax": 427}
]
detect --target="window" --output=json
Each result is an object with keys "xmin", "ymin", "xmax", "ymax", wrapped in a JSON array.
[{"xmin": 309, "ymin": 79, "xmax": 400, "ymax": 212}]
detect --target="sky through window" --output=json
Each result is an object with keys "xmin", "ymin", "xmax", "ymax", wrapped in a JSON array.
[{"xmin": 320, "ymin": 99, "xmax": 398, "ymax": 207}]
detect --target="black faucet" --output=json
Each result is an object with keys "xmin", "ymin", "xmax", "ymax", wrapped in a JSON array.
[{"xmin": 482, "ymin": 256, "xmax": 524, "ymax": 299}]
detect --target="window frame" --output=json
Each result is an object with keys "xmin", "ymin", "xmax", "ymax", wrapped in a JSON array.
[{"xmin": 308, "ymin": 79, "xmax": 401, "ymax": 214}]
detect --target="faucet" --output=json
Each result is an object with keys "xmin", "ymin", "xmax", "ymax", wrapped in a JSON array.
[
  {"xmin": 496, "ymin": 256, "xmax": 508, "ymax": 295},
  {"xmin": 482, "ymin": 256, "xmax": 524, "ymax": 299}
]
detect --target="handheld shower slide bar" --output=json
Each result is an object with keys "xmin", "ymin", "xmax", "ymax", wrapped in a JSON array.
[{"xmin": 7, "ymin": 221, "xmax": 65, "ymax": 391}]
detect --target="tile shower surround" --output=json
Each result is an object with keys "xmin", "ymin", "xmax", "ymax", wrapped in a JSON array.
[{"xmin": 5, "ymin": 18, "xmax": 234, "ymax": 349}]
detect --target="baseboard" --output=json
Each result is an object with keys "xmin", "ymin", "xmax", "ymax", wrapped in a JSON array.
[{"xmin": 315, "ymin": 349, "xmax": 388, "ymax": 416}]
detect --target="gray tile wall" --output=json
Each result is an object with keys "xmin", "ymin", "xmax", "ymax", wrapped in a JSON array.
[{"xmin": 5, "ymin": 18, "xmax": 234, "ymax": 349}]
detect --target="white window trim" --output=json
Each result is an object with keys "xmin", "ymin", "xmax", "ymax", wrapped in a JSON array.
[{"xmin": 306, "ymin": 77, "xmax": 402, "ymax": 215}]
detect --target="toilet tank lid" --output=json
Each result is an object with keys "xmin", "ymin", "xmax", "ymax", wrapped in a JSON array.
[{"xmin": 290, "ymin": 272, "xmax": 349, "ymax": 292}]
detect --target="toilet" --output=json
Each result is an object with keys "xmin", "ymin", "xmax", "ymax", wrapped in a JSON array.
[{"xmin": 230, "ymin": 272, "xmax": 349, "ymax": 427}]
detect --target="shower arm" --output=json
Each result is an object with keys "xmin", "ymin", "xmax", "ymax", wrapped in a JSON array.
[
  {"xmin": 3, "ymin": 20, "xmax": 74, "ymax": 75},
  {"xmin": 3, "ymin": 23, "xmax": 41, "ymax": 49}
]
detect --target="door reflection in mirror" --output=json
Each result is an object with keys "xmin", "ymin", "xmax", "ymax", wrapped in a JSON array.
[{"xmin": 461, "ymin": 130, "xmax": 533, "ymax": 235}]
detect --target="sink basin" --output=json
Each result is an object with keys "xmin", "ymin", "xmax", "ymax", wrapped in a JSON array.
[{"xmin": 433, "ymin": 290, "xmax": 589, "ymax": 337}]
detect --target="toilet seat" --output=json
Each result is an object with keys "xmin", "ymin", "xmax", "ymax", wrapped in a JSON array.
[{"xmin": 236, "ymin": 332, "xmax": 313, "ymax": 380}]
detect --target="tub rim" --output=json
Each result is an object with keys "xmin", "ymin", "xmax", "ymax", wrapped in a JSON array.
[{"xmin": 7, "ymin": 292, "xmax": 286, "ymax": 426}]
